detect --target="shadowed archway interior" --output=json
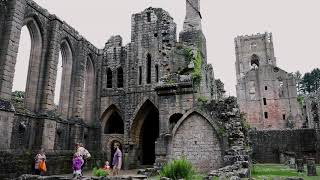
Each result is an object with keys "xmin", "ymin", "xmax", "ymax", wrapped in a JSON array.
[
  {"xmin": 131, "ymin": 100, "xmax": 159, "ymax": 166},
  {"xmin": 104, "ymin": 111, "xmax": 124, "ymax": 134}
]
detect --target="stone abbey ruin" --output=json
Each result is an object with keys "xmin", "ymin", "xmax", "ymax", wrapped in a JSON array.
[
  {"xmin": 235, "ymin": 32, "xmax": 303, "ymax": 130},
  {"xmin": 0, "ymin": 0, "xmax": 319, "ymax": 179},
  {"xmin": 0, "ymin": 0, "xmax": 251, "ymax": 178}
]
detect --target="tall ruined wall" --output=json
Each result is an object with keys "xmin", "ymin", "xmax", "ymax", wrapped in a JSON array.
[
  {"xmin": 235, "ymin": 33, "xmax": 302, "ymax": 129},
  {"xmin": 0, "ymin": 0, "xmax": 103, "ymax": 151},
  {"xmin": 249, "ymin": 129, "xmax": 320, "ymax": 163},
  {"xmin": 305, "ymin": 90, "xmax": 320, "ymax": 129}
]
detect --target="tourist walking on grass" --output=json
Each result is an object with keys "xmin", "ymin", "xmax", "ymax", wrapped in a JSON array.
[
  {"xmin": 112, "ymin": 143, "xmax": 122, "ymax": 176},
  {"xmin": 34, "ymin": 149, "xmax": 46, "ymax": 176},
  {"xmin": 75, "ymin": 143, "xmax": 91, "ymax": 173}
]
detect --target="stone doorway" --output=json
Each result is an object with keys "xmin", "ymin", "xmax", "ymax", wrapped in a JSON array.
[
  {"xmin": 140, "ymin": 106, "xmax": 159, "ymax": 165},
  {"xmin": 131, "ymin": 100, "xmax": 159, "ymax": 166}
]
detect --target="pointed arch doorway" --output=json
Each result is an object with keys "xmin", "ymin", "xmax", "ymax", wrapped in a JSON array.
[{"xmin": 131, "ymin": 100, "xmax": 159, "ymax": 166}]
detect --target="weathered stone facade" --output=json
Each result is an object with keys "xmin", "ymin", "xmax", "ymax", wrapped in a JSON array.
[
  {"xmin": 305, "ymin": 90, "xmax": 320, "ymax": 129},
  {"xmin": 0, "ymin": 0, "xmax": 250, "ymax": 178},
  {"xmin": 235, "ymin": 32, "xmax": 303, "ymax": 129},
  {"xmin": 249, "ymin": 129, "xmax": 320, "ymax": 164}
]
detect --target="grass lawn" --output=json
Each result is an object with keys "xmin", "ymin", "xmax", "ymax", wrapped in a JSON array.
[{"xmin": 252, "ymin": 164, "xmax": 320, "ymax": 180}]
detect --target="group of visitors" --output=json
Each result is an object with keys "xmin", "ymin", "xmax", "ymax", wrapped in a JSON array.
[{"xmin": 33, "ymin": 142, "xmax": 123, "ymax": 177}]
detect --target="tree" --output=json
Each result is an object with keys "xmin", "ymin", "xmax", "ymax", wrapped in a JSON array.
[
  {"xmin": 293, "ymin": 71, "xmax": 303, "ymax": 95},
  {"xmin": 215, "ymin": 79, "xmax": 226, "ymax": 99},
  {"xmin": 301, "ymin": 68, "xmax": 320, "ymax": 94}
]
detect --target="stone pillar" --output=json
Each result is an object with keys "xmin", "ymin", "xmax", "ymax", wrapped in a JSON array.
[
  {"xmin": 296, "ymin": 159, "xmax": 304, "ymax": 172},
  {"xmin": 41, "ymin": 119, "xmax": 57, "ymax": 151},
  {"xmin": 155, "ymin": 135, "xmax": 169, "ymax": 169},
  {"xmin": 0, "ymin": 107, "xmax": 14, "ymax": 150},
  {"xmin": 0, "ymin": 0, "xmax": 26, "ymax": 100},
  {"xmin": 307, "ymin": 158, "xmax": 317, "ymax": 176},
  {"xmin": 72, "ymin": 41, "xmax": 87, "ymax": 119},
  {"xmin": 39, "ymin": 16, "xmax": 62, "ymax": 112}
]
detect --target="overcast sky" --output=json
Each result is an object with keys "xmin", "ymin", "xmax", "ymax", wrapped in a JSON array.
[{"xmin": 14, "ymin": 0, "xmax": 320, "ymax": 100}]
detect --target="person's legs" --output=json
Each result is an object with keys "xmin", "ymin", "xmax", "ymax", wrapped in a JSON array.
[
  {"xmin": 81, "ymin": 159, "xmax": 86, "ymax": 176},
  {"xmin": 112, "ymin": 166, "xmax": 119, "ymax": 176},
  {"xmin": 34, "ymin": 169, "xmax": 41, "ymax": 175}
]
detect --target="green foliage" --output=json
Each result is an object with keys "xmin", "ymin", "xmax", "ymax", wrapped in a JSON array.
[
  {"xmin": 192, "ymin": 50, "xmax": 203, "ymax": 88},
  {"xmin": 297, "ymin": 95, "xmax": 305, "ymax": 107},
  {"xmin": 11, "ymin": 91, "xmax": 25, "ymax": 103},
  {"xmin": 184, "ymin": 47, "xmax": 193, "ymax": 63},
  {"xmin": 215, "ymin": 79, "xmax": 226, "ymax": 99},
  {"xmin": 300, "ymin": 68, "xmax": 320, "ymax": 94},
  {"xmin": 197, "ymin": 96, "xmax": 208, "ymax": 105},
  {"xmin": 252, "ymin": 164, "xmax": 320, "ymax": 180},
  {"xmin": 160, "ymin": 158, "xmax": 195, "ymax": 180},
  {"xmin": 93, "ymin": 167, "xmax": 109, "ymax": 177}
]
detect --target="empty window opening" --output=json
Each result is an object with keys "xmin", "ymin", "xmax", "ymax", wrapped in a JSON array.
[
  {"xmin": 264, "ymin": 112, "xmax": 268, "ymax": 119},
  {"xmin": 83, "ymin": 57, "xmax": 95, "ymax": 125},
  {"xmin": 155, "ymin": 65, "xmax": 159, "ymax": 82},
  {"xmin": 250, "ymin": 54, "xmax": 260, "ymax": 69},
  {"xmin": 146, "ymin": 54, "xmax": 151, "ymax": 84},
  {"xmin": 263, "ymin": 98, "xmax": 267, "ymax": 105},
  {"xmin": 13, "ymin": 26, "xmax": 30, "ymax": 93},
  {"xmin": 147, "ymin": 12, "xmax": 151, "ymax": 22},
  {"xmin": 54, "ymin": 51, "xmax": 63, "ymax": 105},
  {"xmin": 107, "ymin": 68, "xmax": 112, "ymax": 88},
  {"xmin": 265, "ymin": 86, "xmax": 268, "ymax": 90},
  {"xmin": 117, "ymin": 67, "xmax": 123, "ymax": 88},
  {"xmin": 139, "ymin": 66, "xmax": 142, "ymax": 85},
  {"xmin": 283, "ymin": 114, "xmax": 286, "ymax": 120}
]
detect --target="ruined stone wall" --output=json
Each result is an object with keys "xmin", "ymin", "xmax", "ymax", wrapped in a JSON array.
[
  {"xmin": 171, "ymin": 112, "xmax": 223, "ymax": 172},
  {"xmin": 0, "ymin": 0, "xmax": 102, "ymax": 153},
  {"xmin": 235, "ymin": 33, "xmax": 302, "ymax": 129},
  {"xmin": 305, "ymin": 90, "xmax": 320, "ymax": 129},
  {"xmin": 249, "ymin": 129, "xmax": 320, "ymax": 163}
]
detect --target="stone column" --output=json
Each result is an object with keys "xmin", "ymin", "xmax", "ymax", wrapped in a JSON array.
[
  {"xmin": 0, "ymin": 0, "xmax": 26, "ymax": 100},
  {"xmin": 41, "ymin": 119, "xmax": 57, "ymax": 151},
  {"xmin": 0, "ymin": 109, "xmax": 15, "ymax": 150},
  {"xmin": 39, "ymin": 16, "xmax": 62, "ymax": 112}
]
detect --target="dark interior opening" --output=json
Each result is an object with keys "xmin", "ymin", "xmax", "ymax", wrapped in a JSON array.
[
  {"xmin": 140, "ymin": 106, "xmax": 159, "ymax": 165},
  {"xmin": 155, "ymin": 65, "xmax": 159, "ymax": 82},
  {"xmin": 117, "ymin": 67, "xmax": 123, "ymax": 88},
  {"xmin": 107, "ymin": 68, "xmax": 112, "ymax": 88},
  {"xmin": 147, "ymin": 54, "xmax": 151, "ymax": 84},
  {"xmin": 104, "ymin": 112, "xmax": 124, "ymax": 134},
  {"xmin": 169, "ymin": 113, "xmax": 183, "ymax": 132},
  {"xmin": 139, "ymin": 66, "xmax": 142, "ymax": 85}
]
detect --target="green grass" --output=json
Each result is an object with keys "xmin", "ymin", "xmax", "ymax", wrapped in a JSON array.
[{"xmin": 252, "ymin": 164, "xmax": 320, "ymax": 180}]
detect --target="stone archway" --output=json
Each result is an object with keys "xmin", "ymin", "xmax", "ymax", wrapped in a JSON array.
[
  {"xmin": 131, "ymin": 99, "xmax": 159, "ymax": 166},
  {"xmin": 171, "ymin": 111, "xmax": 223, "ymax": 173}
]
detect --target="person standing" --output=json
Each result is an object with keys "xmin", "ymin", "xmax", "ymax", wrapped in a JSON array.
[
  {"xmin": 34, "ymin": 149, "xmax": 46, "ymax": 176},
  {"xmin": 75, "ymin": 143, "xmax": 91, "ymax": 173},
  {"xmin": 112, "ymin": 143, "xmax": 122, "ymax": 176},
  {"xmin": 72, "ymin": 152, "xmax": 84, "ymax": 178}
]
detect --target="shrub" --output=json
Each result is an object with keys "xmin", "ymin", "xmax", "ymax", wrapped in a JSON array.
[
  {"xmin": 93, "ymin": 167, "xmax": 109, "ymax": 177},
  {"xmin": 160, "ymin": 158, "xmax": 195, "ymax": 180}
]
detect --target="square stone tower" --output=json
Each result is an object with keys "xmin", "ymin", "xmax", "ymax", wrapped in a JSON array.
[{"xmin": 235, "ymin": 32, "xmax": 303, "ymax": 129}]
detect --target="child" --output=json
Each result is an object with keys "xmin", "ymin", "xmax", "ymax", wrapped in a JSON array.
[
  {"xmin": 103, "ymin": 161, "xmax": 110, "ymax": 171},
  {"xmin": 73, "ymin": 152, "xmax": 84, "ymax": 178}
]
